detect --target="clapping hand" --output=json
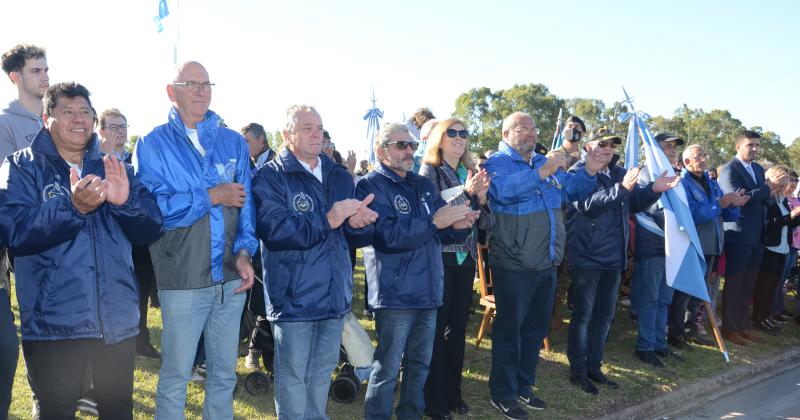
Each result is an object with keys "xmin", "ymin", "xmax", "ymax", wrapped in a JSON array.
[
  {"xmin": 652, "ymin": 171, "xmax": 681, "ymax": 192},
  {"xmin": 464, "ymin": 169, "xmax": 491, "ymax": 205},
  {"xmin": 347, "ymin": 194, "xmax": 378, "ymax": 228},
  {"xmin": 102, "ymin": 155, "xmax": 130, "ymax": 206}
]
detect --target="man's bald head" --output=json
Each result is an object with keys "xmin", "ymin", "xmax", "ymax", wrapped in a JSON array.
[{"xmin": 167, "ymin": 60, "xmax": 212, "ymax": 128}]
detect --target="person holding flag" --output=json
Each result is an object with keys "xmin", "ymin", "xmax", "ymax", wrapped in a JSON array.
[{"xmin": 551, "ymin": 115, "xmax": 587, "ymax": 170}]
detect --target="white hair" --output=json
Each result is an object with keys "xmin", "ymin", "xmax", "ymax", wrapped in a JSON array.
[
  {"xmin": 284, "ymin": 104, "xmax": 320, "ymax": 132},
  {"xmin": 682, "ymin": 144, "xmax": 704, "ymax": 162}
]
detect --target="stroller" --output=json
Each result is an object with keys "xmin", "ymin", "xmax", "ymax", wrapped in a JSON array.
[
  {"xmin": 240, "ymin": 274, "xmax": 275, "ymax": 396},
  {"xmin": 330, "ymin": 311, "xmax": 375, "ymax": 404}
]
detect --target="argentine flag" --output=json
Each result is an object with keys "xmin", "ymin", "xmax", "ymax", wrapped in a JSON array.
[{"xmin": 623, "ymin": 112, "xmax": 709, "ymax": 301}]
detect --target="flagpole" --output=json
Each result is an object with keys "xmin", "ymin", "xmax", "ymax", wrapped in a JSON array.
[{"xmin": 633, "ymin": 118, "xmax": 729, "ymax": 363}]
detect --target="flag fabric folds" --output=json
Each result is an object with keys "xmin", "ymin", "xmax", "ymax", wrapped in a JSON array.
[
  {"xmin": 363, "ymin": 93, "xmax": 383, "ymax": 166},
  {"xmin": 622, "ymin": 110, "xmax": 709, "ymax": 302},
  {"xmin": 155, "ymin": 0, "xmax": 169, "ymax": 33},
  {"xmin": 550, "ymin": 108, "xmax": 564, "ymax": 151}
]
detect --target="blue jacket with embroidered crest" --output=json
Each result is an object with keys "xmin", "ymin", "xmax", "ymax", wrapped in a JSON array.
[
  {"xmin": 0, "ymin": 129, "xmax": 163, "ymax": 344},
  {"xmin": 134, "ymin": 108, "xmax": 258, "ymax": 284},
  {"xmin": 252, "ymin": 150, "xmax": 372, "ymax": 322},
  {"xmin": 355, "ymin": 163, "xmax": 467, "ymax": 310}
]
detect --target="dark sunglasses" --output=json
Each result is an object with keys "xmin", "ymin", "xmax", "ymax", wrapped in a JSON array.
[
  {"xmin": 596, "ymin": 140, "xmax": 615, "ymax": 148},
  {"xmin": 446, "ymin": 129, "xmax": 469, "ymax": 139},
  {"xmin": 385, "ymin": 141, "xmax": 419, "ymax": 151}
]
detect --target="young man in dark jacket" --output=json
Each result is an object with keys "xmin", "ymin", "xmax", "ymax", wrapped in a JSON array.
[
  {"xmin": 357, "ymin": 122, "xmax": 477, "ymax": 420},
  {"xmin": 0, "ymin": 82, "xmax": 163, "ymax": 419},
  {"xmin": 252, "ymin": 105, "xmax": 377, "ymax": 419},
  {"xmin": 565, "ymin": 132, "xmax": 673, "ymax": 394}
]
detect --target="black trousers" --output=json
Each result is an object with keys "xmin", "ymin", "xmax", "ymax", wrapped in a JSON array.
[
  {"xmin": 753, "ymin": 249, "xmax": 787, "ymax": 323},
  {"xmin": 721, "ymin": 243, "xmax": 764, "ymax": 332},
  {"xmin": 424, "ymin": 258, "xmax": 475, "ymax": 414},
  {"xmin": 133, "ymin": 257, "xmax": 157, "ymax": 348},
  {"xmin": 22, "ymin": 337, "xmax": 135, "ymax": 420}
]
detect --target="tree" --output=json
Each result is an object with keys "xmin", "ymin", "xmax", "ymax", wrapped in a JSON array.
[{"xmin": 786, "ymin": 137, "xmax": 800, "ymax": 169}]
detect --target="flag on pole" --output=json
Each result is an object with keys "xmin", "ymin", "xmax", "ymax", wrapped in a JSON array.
[
  {"xmin": 155, "ymin": 0, "xmax": 169, "ymax": 33},
  {"xmin": 363, "ymin": 90, "xmax": 383, "ymax": 166},
  {"xmin": 622, "ymin": 102, "xmax": 709, "ymax": 302},
  {"xmin": 550, "ymin": 108, "xmax": 564, "ymax": 150}
]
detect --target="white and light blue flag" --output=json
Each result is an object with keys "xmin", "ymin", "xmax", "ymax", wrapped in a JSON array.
[{"xmin": 623, "ymin": 111, "xmax": 709, "ymax": 301}]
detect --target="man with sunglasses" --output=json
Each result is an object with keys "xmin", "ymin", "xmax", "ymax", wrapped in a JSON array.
[
  {"xmin": 564, "ymin": 130, "xmax": 677, "ymax": 394},
  {"xmin": 357, "ymin": 122, "xmax": 478, "ymax": 419},
  {"xmin": 134, "ymin": 61, "xmax": 258, "ymax": 418},
  {"xmin": 484, "ymin": 112, "xmax": 606, "ymax": 419}
]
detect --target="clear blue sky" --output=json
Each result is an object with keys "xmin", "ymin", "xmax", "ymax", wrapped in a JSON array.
[{"xmin": 3, "ymin": 0, "xmax": 798, "ymax": 160}]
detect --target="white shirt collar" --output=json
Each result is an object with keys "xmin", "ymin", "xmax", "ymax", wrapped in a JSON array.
[{"xmin": 298, "ymin": 156, "xmax": 323, "ymax": 183}]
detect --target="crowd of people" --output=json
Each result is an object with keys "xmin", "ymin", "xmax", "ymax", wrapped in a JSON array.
[{"xmin": 0, "ymin": 43, "xmax": 798, "ymax": 420}]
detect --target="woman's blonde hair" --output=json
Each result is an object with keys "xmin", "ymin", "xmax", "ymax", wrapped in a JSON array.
[{"xmin": 422, "ymin": 117, "xmax": 475, "ymax": 170}]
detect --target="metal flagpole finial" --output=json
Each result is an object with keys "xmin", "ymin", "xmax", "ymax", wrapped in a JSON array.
[{"xmin": 621, "ymin": 85, "xmax": 635, "ymax": 112}]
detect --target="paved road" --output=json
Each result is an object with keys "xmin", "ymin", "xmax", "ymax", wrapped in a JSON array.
[{"xmin": 674, "ymin": 364, "xmax": 800, "ymax": 419}]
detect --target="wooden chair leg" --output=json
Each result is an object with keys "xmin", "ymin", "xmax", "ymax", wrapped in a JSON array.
[{"xmin": 476, "ymin": 307, "xmax": 494, "ymax": 348}]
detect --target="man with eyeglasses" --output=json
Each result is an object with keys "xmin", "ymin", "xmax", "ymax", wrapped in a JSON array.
[
  {"xmin": 678, "ymin": 144, "xmax": 748, "ymax": 347},
  {"xmin": 98, "ymin": 108, "xmax": 130, "ymax": 162},
  {"xmin": 356, "ymin": 122, "xmax": 478, "ymax": 419},
  {"xmin": 483, "ymin": 112, "xmax": 606, "ymax": 419},
  {"xmin": 565, "ymin": 130, "xmax": 677, "ymax": 394},
  {"xmin": 134, "ymin": 61, "xmax": 258, "ymax": 419},
  {"xmin": 252, "ymin": 105, "xmax": 377, "ymax": 419}
]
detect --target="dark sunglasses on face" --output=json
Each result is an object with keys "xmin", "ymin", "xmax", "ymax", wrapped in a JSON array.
[
  {"xmin": 446, "ymin": 129, "xmax": 469, "ymax": 139},
  {"xmin": 385, "ymin": 141, "xmax": 419, "ymax": 151},
  {"xmin": 596, "ymin": 140, "xmax": 615, "ymax": 148}
]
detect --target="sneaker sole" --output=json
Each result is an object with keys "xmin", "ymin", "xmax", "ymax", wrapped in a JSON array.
[
  {"xmin": 516, "ymin": 396, "xmax": 545, "ymax": 411},
  {"xmin": 490, "ymin": 399, "xmax": 529, "ymax": 419}
]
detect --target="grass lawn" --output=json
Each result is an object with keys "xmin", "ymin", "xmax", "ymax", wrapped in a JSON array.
[{"xmin": 7, "ymin": 258, "xmax": 800, "ymax": 419}]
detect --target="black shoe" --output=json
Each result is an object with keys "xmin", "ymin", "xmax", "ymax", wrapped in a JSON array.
[
  {"xmin": 667, "ymin": 335, "xmax": 688, "ymax": 349},
  {"xmin": 635, "ymin": 350, "xmax": 665, "ymax": 367},
  {"xmin": 685, "ymin": 332, "xmax": 715, "ymax": 346},
  {"xmin": 490, "ymin": 398, "xmax": 529, "ymax": 419},
  {"xmin": 655, "ymin": 347, "xmax": 685, "ymax": 362},
  {"xmin": 450, "ymin": 401, "xmax": 470, "ymax": 415},
  {"xmin": 569, "ymin": 375, "xmax": 599, "ymax": 395},
  {"xmin": 425, "ymin": 412, "xmax": 452, "ymax": 420},
  {"xmin": 770, "ymin": 315, "xmax": 789, "ymax": 324},
  {"xmin": 587, "ymin": 370, "xmax": 619, "ymax": 389},
  {"xmin": 516, "ymin": 393, "xmax": 546, "ymax": 411},
  {"xmin": 137, "ymin": 342, "xmax": 161, "ymax": 359}
]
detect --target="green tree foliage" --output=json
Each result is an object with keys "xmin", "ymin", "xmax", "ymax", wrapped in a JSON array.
[{"xmin": 786, "ymin": 137, "xmax": 800, "ymax": 169}]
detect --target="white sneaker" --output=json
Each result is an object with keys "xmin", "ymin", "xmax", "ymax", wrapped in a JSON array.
[
  {"xmin": 77, "ymin": 398, "xmax": 99, "ymax": 416},
  {"xmin": 245, "ymin": 349, "xmax": 261, "ymax": 370}
]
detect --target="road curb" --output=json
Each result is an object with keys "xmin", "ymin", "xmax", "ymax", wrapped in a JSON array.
[{"xmin": 595, "ymin": 346, "xmax": 800, "ymax": 420}]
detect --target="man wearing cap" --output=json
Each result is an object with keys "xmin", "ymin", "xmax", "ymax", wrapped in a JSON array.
[
  {"xmin": 553, "ymin": 116, "xmax": 586, "ymax": 169},
  {"xmin": 717, "ymin": 130, "xmax": 778, "ymax": 344},
  {"xmin": 631, "ymin": 133, "xmax": 685, "ymax": 367},
  {"xmin": 565, "ymin": 129, "xmax": 676, "ymax": 393}
]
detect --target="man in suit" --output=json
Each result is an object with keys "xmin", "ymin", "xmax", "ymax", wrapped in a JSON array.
[{"xmin": 717, "ymin": 130, "xmax": 784, "ymax": 345}]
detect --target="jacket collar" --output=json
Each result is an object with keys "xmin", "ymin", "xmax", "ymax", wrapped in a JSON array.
[
  {"xmin": 374, "ymin": 161, "xmax": 412, "ymax": 183},
  {"xmin": 30, "ymin": 128, "xmax": 102, "ymax": 162},
  {"xmin": 277, "ymin": 147, "xmax": 338, "ymax": 178},
  {"xmin": 167, "ymin": 106, "xmax": 223, "ymax": 136},
  {"xmin": 497, "ymin": 141, "xmax": 529, "ymax": 164}
]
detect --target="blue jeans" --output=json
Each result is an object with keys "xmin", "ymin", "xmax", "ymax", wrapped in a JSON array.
[
  {"xmin": 489, "ymin": 267, "xmax": 556, "ymax": 402},
  {"xmin": 0, "ymin": 292, "xmax": 17, "ymax": 417},
  {"xmin": 567, "ymin": 270, "xmax": 621, "ymax": 377},
  {"xmin": 155, "ymin": 279, "xmax": 245, "ymax": 420},
  {"xmin": 632, "ymin": 258, "xmax": 674, "ymax": 351},
  {"xmin": 365, "ymin": 309, "xmax": 436, "ymax": 420},
  {"xmin": 271, "ymin": 317, "xmax": 345, "ymax": 420}
]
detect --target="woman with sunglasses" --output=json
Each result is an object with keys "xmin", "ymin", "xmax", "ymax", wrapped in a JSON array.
[{"xmin": 418, "ymin": 118, "xmax": 494, "ymax": 419}]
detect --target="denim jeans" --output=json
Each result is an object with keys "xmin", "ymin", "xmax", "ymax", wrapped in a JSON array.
[
  {"xmin": 365, "ymin": 308, "xmax": 436, "ymax": 420},
  {"xmin": 0, "ymin": 292, "xmax": 17, "ymax": 417},
  {"xmin": 632, "ymin": 258, "xmax": 674, "ymax": 351},
  {"xmin": 155, "ymin": 279, "xmax": 245, "ymax": 420},
  {"xmin": 567, "ymin": 270, "xmax": 621, "ymax": 377},
  {"xmin": 489, "ymin": 267, "xmax": 556, "ymax": 402},
  {"xmin": 271, "ymin": 317, "xmax": 345, "ymax": 420}
]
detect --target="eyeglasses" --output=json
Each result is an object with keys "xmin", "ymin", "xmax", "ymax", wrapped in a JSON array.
[
  {"xmin": 688, "ymin": 153, "xmax": 709, "ymax": 161},
  {"xmin": 102, "ymin": 124, "xmax": 129, "ymax": 131},
  {"xmin": 446, "ymin": 129, "xmax": 469, "ymax": 139},
  {"xmin": 384, "ymin": 141, "xmax": 419, "ymax": 151},
  {"xmin": 171, "ymin": 81, "xmax": 215, "ymax": 91},
  {"xmin": 511, "ymin": 127, "xmax": 539, "ymax": 135},
  {"xmin": 596, "ymin": 140, "xmax": 615, "ymax": 148}
]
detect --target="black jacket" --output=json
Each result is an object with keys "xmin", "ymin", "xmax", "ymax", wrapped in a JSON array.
[{"xmin": 764, "ymin": 196, "xmax": 800, "ymax": 248}]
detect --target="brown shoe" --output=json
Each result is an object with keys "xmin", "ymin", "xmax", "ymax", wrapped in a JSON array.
[
  {"xmin": 722, "ymin": 330, "xmax": 749, "ymax": 346},
  {"xmin": 740, "ymin": 330, "xmax": 764, "ymax": 343}
]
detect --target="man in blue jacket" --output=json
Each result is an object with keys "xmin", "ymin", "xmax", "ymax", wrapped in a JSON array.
[
  {"xmin": 252, "ymin": 105, "xmax": 377, "ymax": 419},
  {"xmin": 565, "ymin": 131, "xmax": 674, "ymax": 394},
  {"xmin": 483, "ymin": 112, "xmax": 604, "ymax": 419},
  {"xmin": 356, "ymin": 122, "xmax": 477, "ymax": 420},
  {"xmin": 0, "ymin": 82, "xmax": 163, "ymax": 419},
  {"xmin": 134, "ymin": 61, "xmax": 259, "ymax": 419},
  {"xmin": 717, "ymin": 130, "xmax": 779, "ymax": 345},
  {"xmin": 679, "ymin": 144, "xmax": 747, "ymax": 345}
]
